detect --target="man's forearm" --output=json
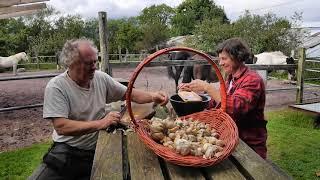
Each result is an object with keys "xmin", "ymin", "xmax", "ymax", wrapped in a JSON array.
[
  {"xmin": 131, "ymin": 89, "xmax": 154, "ymax": 104},
  {"xmin": 52, "ymin": 118, "xmax": 103, "ymax": 136}
]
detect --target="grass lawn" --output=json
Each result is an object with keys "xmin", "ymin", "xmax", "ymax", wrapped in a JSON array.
[
  {"xmin": 266, "ymin": 109, "xmax": 320, "ymax": 180},
  {"xmin": 0, "ymin": 109, "xmax": 319, "ymax": 179},
  {"xmin": 0, "ymin": 142, "xmax": 51, "ymax": 180}
]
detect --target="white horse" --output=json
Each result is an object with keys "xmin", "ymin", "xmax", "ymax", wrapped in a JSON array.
[
  {"xmin": 0, "ymin": 52, "xmax": 28, "ymax": 75},
  {"xmin": 254, "ymin": 51, "xmax": 295, "ymax": 81}
]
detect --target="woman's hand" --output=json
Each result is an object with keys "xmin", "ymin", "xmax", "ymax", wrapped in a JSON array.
[
  {"xmin": 178, "ymin": 83, "xmax": 192, "ymax": 92},
  {"xmin": 178, "ymin": 80, "xmax": 221, "ymax": 103},
  {"xmin": 179, "ymin": 80, "xmax": 209, "ymax": 93},
  {"xmin": 152, "ymin": 91, "xmax": 168, "ymax": 106}
]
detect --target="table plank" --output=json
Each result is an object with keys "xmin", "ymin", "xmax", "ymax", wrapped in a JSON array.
[
  {"xmin": 91, "ymin": 130, "xmax": 123, "ymax": 180},
  {"xmin": 127, "ymin": 132, "xmax": 164, "ymax": 180},
  {"xmin": 204, "ymin": 159, "xmax": 246, "ymax": 180},
  {"xmin": 290, "ymin": 103, "xmax": 320, "ymax": 115},
  {"xmin": 165, "ymin": 163, "xmax": 205, "ymax": 180},
  {"xmin": 231, "ymin": 140, "xmax": 292, "ymax": 180}
]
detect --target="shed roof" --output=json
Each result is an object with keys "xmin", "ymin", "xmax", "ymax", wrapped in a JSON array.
[
  {"xmin": 303, "ymin": 32, "xmax": 320, "ymax": 49},
  {"xmin": 302, "ymin": 32, "xmax": 320, "ymax": 58},
  {"xmin": 0, "ymin": 0, "xmax": 48, "ymax": 19}
]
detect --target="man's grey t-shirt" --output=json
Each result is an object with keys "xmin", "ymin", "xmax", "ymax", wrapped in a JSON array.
[{"xmin": 43, "ymin": 70, "xmax": 127, "ymax": 150}]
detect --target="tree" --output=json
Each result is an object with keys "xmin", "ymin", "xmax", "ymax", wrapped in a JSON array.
[
  {"xmin": 137, "ymin": 4, "xmax": 174, "ymax": 50},
  {"xmin": 171, "ymin": 0, "xmax": 229, "ymax": 36},
  {"xmin": 56, "ymin": 15, "xmax": 85, "ymax": 38},
  {"xmin": 232, "ymin": 11, "xmax": 304, "ymax": 55},
  {"xmin": 136, "ymin": 22, "xmax": 169, "ymax": 51},
  {"xmin": 0, "ymin": 18, "xmax": 29, "ymax": 55},
  {"xmin": 190, "ymin": 18, "xmax": 233, "ymax": 53},
  {"xmin": 83, "ymin": 18, "xmax": 99, "ymax": 47},
  {"xmin": 108, "ymin": 18, "xmax": 142, "ymax": 54},
  {"xmin": 139, "ymin": 4, "xmax": 174, "ymax": 26},
  {"xmin": 191, "ymin": 11, "xmax": 305, "ymax": 55}
]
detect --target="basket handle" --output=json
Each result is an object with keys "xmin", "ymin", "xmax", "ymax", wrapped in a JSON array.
[{"xmin": 126, "ymin": 47, "xmax": 227, "ymax": 127}]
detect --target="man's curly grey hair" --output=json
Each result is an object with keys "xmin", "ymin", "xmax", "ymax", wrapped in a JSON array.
[{"xmin": 59, "ymin": 38, "xmax": 98, "ymax": 68}]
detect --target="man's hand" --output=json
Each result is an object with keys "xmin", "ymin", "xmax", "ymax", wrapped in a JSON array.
[
  {"xmin": 152, "ymin": 91, "xmax": 168, "ymax": 106},
  {"xmin": 98, "ymin": 111, "xmax": 121, "ymax": 130}
]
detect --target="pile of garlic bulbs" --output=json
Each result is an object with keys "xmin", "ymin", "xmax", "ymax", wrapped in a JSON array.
[{"xmin": 149, "ymin": 117, "xmax": 225, "ymax": 159}]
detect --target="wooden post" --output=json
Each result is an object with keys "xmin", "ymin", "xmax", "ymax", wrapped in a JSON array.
[
  {"xmin": 118, "ymin": 46, "xmax": 122, "ymax": 62},
  {"xmin": 125, "ymin": 48, "xmax": 129, "ymax": 62},
  {"xmin": 35, "ymin": 49, "xmax": 40, "ymax": 70},
  {"xmin": 98, "ymin": 11, "xmax": 112, "ymax": 76},
  {"xmin": 55, "ymin": 51, "xmax": 60, "ymax": 70},
  {"xmin": 296, "ymin": 48, "xmax": 306, "ymax": 104}
]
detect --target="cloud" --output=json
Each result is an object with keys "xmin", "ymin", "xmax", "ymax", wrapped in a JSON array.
[
  {"xmin": 48, "ymin": 0, "xmax": 319, "ymax": 28},
  {"xmin": 48, "ymin": 0, "xmax": 183, "ymax": 19},
  {"xmin": 215, "ymin": 0, "xmax": 319, "ymax": 23}
]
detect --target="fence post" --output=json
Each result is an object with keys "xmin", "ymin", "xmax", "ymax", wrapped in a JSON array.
[
  {"xmin": 98, "ymin": 11, "xmax": 112, "ymax": 76},
  {"xmin": 118, "ymin": 46, "xmax": 122, "ymax": 62},
  {"xmin": 296, "ymin": 48, "xmax": 306, "ymax": 104},
  {"xmin": 35, "ymin": 50, "xmax": 40, "ymax": 70},
  {"xmin": 125, "ymin": 48, "xmax": 129, "ymax": 62}
]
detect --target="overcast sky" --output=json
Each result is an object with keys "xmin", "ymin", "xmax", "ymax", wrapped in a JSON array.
[{"xmin": 48, "ymin": 0, "xmax": 320, "ymax": 28}]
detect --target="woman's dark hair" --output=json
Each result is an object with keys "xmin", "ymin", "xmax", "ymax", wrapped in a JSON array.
[{"xmin": 216, "ymin": 38, "xmax": 253, "ymax": 63}]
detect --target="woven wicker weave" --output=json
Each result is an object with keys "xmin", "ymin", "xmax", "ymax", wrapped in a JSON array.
[{"xmin": 126, "ymin": 47, "xmax": 239, "ymax": 167}]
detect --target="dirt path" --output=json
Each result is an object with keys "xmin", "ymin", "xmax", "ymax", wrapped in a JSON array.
[{"xmin": 0, "ymin": 67, "xmax": 319, "ymax": 152}]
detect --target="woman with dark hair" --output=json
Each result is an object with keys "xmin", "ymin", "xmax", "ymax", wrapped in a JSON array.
[{"xmin": 179, "ymin": 38, "xmax": 268, "ymax": 159}]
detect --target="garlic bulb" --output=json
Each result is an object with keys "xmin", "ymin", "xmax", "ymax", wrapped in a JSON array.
[
  {"xmin": 148, "ymin": 116, "xmax": 225, "ymax": 159},
  {"xmin": 203, "ymin": 143, "xmax": 212, "ymax": 151},
  {"xmin": 204, "ymin": 145, "xmax": 215, "ymax": 159},
  {"xmin": 216, "ymin": 139, "xmax": 225, "ymax": 147},
  {"xmin": 194, "ymin": 147, "xmax": 204, "ymax": 156},
  {"xmin": 175, "ymin": 139, "xmax": 191, "ymax": 156},
  {"xmin": 151, "ymin": 132, "xmax": 165, "ymax": 141},
  {"xmin": 206, "ymin": 136, "xmax": 218, "ymax": 144},
  {"xmin": 150, "ymin": 121, "xmax": 164, "ymax": 133},
  {"xmin": 168, "ymin": 126, "xmax": 179, "ymax": 133},
  {"xmin": 168, "ymin": 133, "xmax": 176, "ymax": 140},
  {"xmin": 163, "ymin": 119, "xmax": 175, "ymax": 129}
]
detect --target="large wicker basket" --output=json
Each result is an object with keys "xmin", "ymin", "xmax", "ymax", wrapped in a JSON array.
[{"xmin": 125, "ymin": 47, "xmax": 239, "ymax": 167}]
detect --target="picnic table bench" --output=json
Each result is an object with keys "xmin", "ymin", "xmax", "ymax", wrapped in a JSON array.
[{"xmin": 90, "ymin": 101, "xmax": 291, "ymax": 180}]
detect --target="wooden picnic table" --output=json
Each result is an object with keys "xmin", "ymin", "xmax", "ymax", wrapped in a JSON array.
[
  {"xmin": 91, "ymin": 103, "xmax": 291, "ymax": 180},
  {"xmin": 289, "ymin": 102, "xmax": 320, "ymax": 115}
]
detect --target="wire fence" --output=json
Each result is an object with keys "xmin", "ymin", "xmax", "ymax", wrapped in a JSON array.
[{"xmin": 305, "ymin": 58, "xmax": 320, "ymax": 81}]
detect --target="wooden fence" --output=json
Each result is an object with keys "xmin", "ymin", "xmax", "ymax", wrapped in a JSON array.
[{"xmin": 11, "ymin": 48, "xmax": 317, "ymax": 104}]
